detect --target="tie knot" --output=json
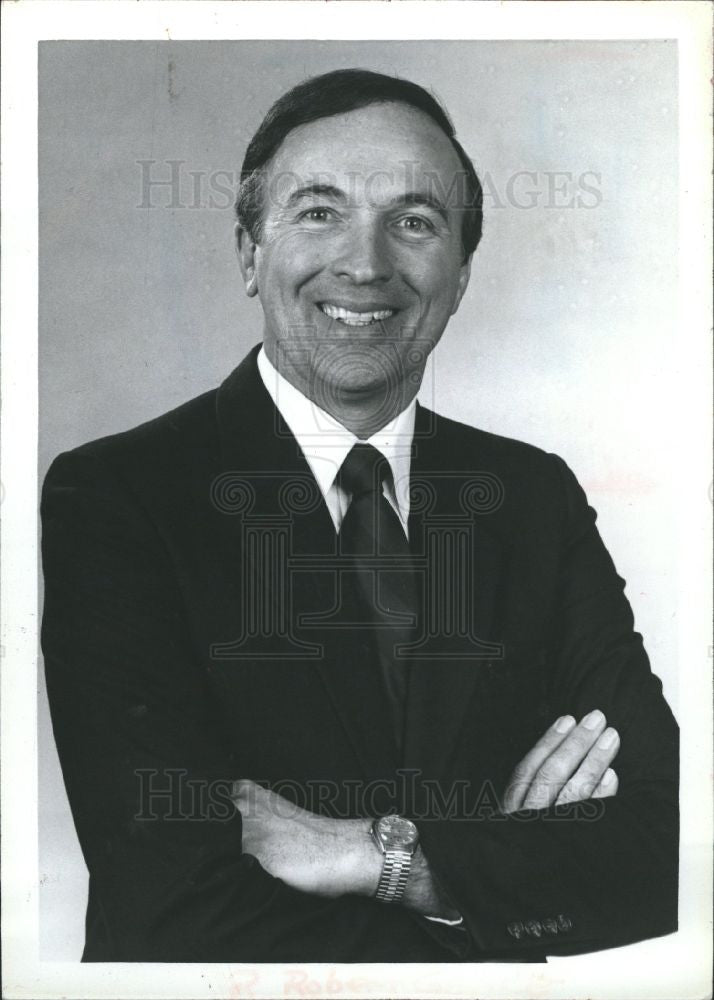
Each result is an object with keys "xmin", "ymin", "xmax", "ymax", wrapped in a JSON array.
[{"xmin": 338, "ymin": 444, "xmax": 389, "ymax": 498}]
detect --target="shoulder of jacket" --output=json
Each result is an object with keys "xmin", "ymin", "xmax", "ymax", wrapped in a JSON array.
[
  {"xmin": 44, "ymin": 386, "xmax": 220, "ymax": 489},
  {"xmin": 425, "ymin": 407, "xmax": 558, "ymax": 469}
]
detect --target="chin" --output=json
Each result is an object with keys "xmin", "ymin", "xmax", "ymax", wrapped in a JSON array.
[
  {"xmin": 333, "ymin": 375, "xmax": 392, "ymax": 397},
  {"xmin": 330, "ymin": 362, "xmax": 403, "ymax": 395},
  {"xmin": 324, "ymin": 371, "xmax": 410, "ymax": 426}
]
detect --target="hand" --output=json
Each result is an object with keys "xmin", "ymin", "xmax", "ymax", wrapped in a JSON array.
[
  {"xmin": 232, "ymin": 779, "xmax": 381, "ymax": 898},
  {"xmin": 232, "ymin": 780, "xmax": 458, "ymax": 919},
  {"xmin": 502, "ymin": 710, "xmax": 620, "ymax": 813}
]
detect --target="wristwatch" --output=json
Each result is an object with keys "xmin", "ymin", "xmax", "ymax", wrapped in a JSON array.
[{"xmin": 369, "ymin": 814, "xmax": 420, "ymax": 903}]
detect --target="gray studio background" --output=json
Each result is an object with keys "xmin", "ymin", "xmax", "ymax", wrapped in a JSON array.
[{"xmin": 39, "ymin": 40, "xmax": 678, "ymax": 959}]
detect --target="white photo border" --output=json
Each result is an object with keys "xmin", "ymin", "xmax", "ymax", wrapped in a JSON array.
[{"xmin": 2, "ymin": 2, "xmax": 711, "ymax": 998}]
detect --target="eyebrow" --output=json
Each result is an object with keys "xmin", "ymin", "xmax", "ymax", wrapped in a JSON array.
[
  {"xmin": 285, "ymin": 183, "xmax": 450, "ymax": 224},
  {"xmin": 286, "ymin": 183, "xmax": 347, "ymax": 207},
  {"xmin": 397, "ymin": 191, "xmax": 450, "ymax": 224}
]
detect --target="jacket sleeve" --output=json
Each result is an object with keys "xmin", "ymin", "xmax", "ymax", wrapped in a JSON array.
[
  {"xmin": 415, "ymin": 453, "xmax": 679, "ymax": 958},
  {"xmin": 41, "ymin": 448, "xmax": 458, "ymax": 963}
]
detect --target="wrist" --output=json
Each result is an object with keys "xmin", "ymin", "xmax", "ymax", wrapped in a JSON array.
[
  {"xmin": 340, "ymin": 817, "xmax": 382, "ymax": 896},
  {"xmin": 402, "ymin": 847, "xmax": 461, "ymax": 919},
  {"xmin": 369, "ymin": 815, "xmax": 421, "ymax": 904}
]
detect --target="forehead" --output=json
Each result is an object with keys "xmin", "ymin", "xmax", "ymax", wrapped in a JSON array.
[{"xmin": 264, "ymin": 102, "xmax": 464, "ymax": 205}]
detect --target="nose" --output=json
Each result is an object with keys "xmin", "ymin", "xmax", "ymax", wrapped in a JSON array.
[{"xmin": 331, "ymin": 217, "xmax": 394, "ymax": 285}]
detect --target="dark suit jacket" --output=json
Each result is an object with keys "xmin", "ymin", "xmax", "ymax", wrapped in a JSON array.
[{"xmin": 41, "ymin": 344, "xmax": 679, "ymax": 962}]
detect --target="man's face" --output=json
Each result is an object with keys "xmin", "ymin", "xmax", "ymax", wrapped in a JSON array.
[{"xmin": 239, "ymin": 101, "xmax": 472, "ymax": 422}]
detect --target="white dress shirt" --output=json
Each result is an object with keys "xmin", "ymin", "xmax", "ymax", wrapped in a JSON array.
[
  {"xmin": 257, "ymin": 346, "xmax": 463, "ymax": 928},
  {"xmin": 257, "ymin": 347, "xmax": 415, "ymax": 536}
]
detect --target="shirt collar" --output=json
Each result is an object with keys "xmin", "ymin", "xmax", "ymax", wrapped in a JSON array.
[{"xmin": 257, "ymin": 346, "xmax": 415, "ymax": 521}]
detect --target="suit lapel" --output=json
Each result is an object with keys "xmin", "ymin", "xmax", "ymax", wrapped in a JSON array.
[
  {"xmin": 215, "ymin": 346, "xmax": 399, "ymax": 780},
  {"xmin": 402, "ymin": 405, "xmax": 505, "ymax": 782}
]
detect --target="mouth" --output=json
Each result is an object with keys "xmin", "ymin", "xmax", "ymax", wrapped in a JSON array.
[{"xmin": 318, "ymin": 302, "xmax": 397, "ymax": 327}]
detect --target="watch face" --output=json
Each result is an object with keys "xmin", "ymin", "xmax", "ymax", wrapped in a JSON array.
[{"xmin": 377, "ymin": 815, "xmax": 419, "ymax": 850}]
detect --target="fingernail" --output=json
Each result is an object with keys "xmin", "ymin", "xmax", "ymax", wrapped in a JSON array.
[
  {"xmin": 597, "ymin": 728, "xmax": 618, "ymax": 749},
  {"xmin": 583, "ymin": 709, "xmax": 605, "ymax": 730},
  {"xmin": 602, "ymin": 768, "xmax": 616, "ymax": 785},
  {"xmin": 555, "ymin": 715, "xmax": 576, "ymax": 734}
]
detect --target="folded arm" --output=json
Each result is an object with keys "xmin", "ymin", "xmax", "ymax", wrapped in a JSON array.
[
  {"xmin": 412, "ymin": 454, "xmax": 679, "ymax": 957},
  {"xmin": 41, "ymin": 449, "xmax": 460, "ymax": 962},
  {"xmin": 42, "ymin": 447, "xmax": 678, "ymax": 960}
]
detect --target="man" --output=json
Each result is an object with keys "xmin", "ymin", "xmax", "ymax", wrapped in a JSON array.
[{"xmin": 41, "ymin": 69, "xmax": 678, "ymax": 962}]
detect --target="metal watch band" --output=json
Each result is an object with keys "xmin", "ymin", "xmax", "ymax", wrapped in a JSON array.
[{"xmin": 374, "ymin": 849, "xmax": 412, "ymax": 903}]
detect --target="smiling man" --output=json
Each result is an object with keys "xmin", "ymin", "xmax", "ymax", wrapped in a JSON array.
[
  {"xmin": 236, "ymin": 96, "xmax": 473, "ymax": 439},
  {"xmin": 41, "ymin": 69, "xmax": 679, "ymax": 962}
]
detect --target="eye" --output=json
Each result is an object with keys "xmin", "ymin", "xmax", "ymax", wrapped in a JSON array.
[
  {"xmin": 395, "ymin": 215, "xmax": 435, "ymax": 235},
  {"xmin": 299, "ymin": 207, "xmax": 336, "ymax": 224}
]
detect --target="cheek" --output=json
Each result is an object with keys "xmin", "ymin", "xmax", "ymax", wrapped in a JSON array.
[
  {"xmin": 405, "ymin": 249, "xmax": 463, "ymax": 304},
  {"xmin": 420, "ymin": 273, "xmax": 463, "ymax": 320},
  {"xmin": 258, "ymin": 235, "xmax": 328, "ymax": 294}
]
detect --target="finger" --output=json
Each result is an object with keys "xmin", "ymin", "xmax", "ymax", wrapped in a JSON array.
[
  {"xmin": 502, "ymin": 715, "xmax": 577, "ymax": 812},
  {"xmin": 231, "ymin": 778, "xmax": 255, "ymax": 798},
  {"xmin": 555, "ymin": 727, "xmax": 620, "ymax": 806},
  {"xmin": 591, "ymin": 767, "xmax": 619, "ymax": 799},
  {"xmin": 235, "ymin": 781, "xmax": 307, "ymax": 823},
  {"xmin": 522, "ymin": 709, "xmax": 608, "ymax": 810},
  {"xmin": 231, "ymin": 778, "xmax": 264, "ymax": 814}
]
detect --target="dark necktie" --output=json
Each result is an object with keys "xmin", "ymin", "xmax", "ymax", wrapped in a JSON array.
[{"xmin": 337, "ymin": 444, "xmax": 418, "ymax": 749}]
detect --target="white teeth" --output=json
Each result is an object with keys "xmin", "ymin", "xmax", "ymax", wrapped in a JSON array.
[{"xmin": 320, "ymin": 303, "xmax": 395, "ymax": 326}]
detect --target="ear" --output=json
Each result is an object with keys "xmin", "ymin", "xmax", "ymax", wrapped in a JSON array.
[
  {"xmin": 235, "ymin": 223, "xmax": 259, "ymax": 297},
  {"xmin": 450, "ymin": 255, "xmax": 472, "ymax": 316}
]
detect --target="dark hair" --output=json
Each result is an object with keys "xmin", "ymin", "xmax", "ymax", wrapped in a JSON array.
[{"xmin": 236, "ymin": 68, "xmax": 483, "ymax": 261}]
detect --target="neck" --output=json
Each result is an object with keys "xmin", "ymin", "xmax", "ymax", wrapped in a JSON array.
[{"xmin": 265, "ymin": 341, "xmax": 417, "ymax": 439}]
